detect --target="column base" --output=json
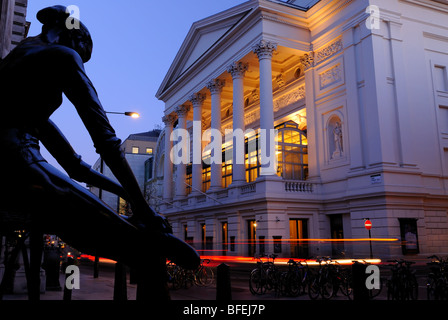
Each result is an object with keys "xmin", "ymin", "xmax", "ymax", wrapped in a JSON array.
[
  {"xmin": 229, "ymin": 180, "xmax": 246, "ymax": 188},
  {"xmin": 173, "ymin": 195, "xmax": 187, "ymax": 202},
  {"xmin": 207, "ymin": 186, "xmax": 223, "ymax": 193},
  {"xmin": 256, "ymin": 174, "xmax": 282, "ymax": 182},
  {"xmin": 189, "ymin": 190, "xmax": 203, "ymax": 197}
]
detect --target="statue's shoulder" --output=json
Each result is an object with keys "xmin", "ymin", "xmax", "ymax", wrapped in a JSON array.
[{"xmin": 44, "ymin": 45, "xmax": 83, "ymax": 65}]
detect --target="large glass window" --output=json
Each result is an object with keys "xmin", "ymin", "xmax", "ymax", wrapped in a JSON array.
[
  {"xmin": 276, "ymin": 121, "xmax": 308, "ymax": 181},
  {"xmin": 246, "ymin": 134, "xmax": 259, "ymax": 183},
  {"xmin": 188, "ymin": 120, "xmax": 308, "ymax": 194}
]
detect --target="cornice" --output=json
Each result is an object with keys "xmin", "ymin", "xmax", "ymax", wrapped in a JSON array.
[
  {"xmin": 307, "ymin": 0, "xmax": 354, "ymax": 31},
  {"xmin": 400, "ymin": 0, "xmax": 448, "ymax": 13}
]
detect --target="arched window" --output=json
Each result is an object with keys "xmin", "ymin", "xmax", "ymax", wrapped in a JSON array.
[{"xmin": 276, "ymin": 121, "xmax": 308, "ymax": 181}]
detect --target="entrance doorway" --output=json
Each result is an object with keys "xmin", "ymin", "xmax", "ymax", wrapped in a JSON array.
[
  {"xmin": 221, "ymin": 222, "xmax": 228, "ymax": 255},
  {"xmin": 248, "ymin": 220, "xmax": 257, "ymax": 257},
  {"xmin": 289, "ymin": 219, "xmax": 309, "ymax": 258},
  {"xmin": 330, "ymin": 214, "xmax": 344, "ymax": 257}
]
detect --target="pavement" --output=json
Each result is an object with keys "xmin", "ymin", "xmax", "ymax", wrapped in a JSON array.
[
  {"xmin": 2, "ymin": 260, "xmax": 446, "ymax": 319},
  {"xmin": 0, "ymin": 259, "xmax": 433, "ymax": 301}
]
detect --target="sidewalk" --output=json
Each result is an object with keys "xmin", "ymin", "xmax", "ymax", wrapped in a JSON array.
[
  {"xmin": 1, "ymin": 261, "xmax": 430, "ymax": 301},
  {"xmin": 2, "ymin": 263, "xmax": 277, "ymax": 301}
]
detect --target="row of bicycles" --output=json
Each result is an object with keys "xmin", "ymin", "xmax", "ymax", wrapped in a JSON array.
[
  {"xmin": 166, "ymin": 259, "xmax": 215, "ymax": 290},
  {"xmin": 385, "ymin": 259, "xmax": 418, "ymax": 300},
  {"xmin": 249, "ymin": 254, "xmax": 448, "ymax": 300},
  {"xmin": 386, "ymin": 256, "xmax": 448, "ymax": 300},
  {"xmin": 249, "ymin": 255, "xmax": 356, "ymax": 300},
  {"xmin": 426, "ymin": 255, "xmax": 448, "ymax": 300}
]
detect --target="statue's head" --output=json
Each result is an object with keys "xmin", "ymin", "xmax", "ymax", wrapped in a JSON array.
[{"xmin": 37, "ymin": 5, "xmax": 93, "ymax": 63}]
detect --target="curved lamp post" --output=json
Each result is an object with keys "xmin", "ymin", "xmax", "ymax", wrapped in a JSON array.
[{"xmin": 93, "ymin": 110, "xmax": 139, "ymax": 279}]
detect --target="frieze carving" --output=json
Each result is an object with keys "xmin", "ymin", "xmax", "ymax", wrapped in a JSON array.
[
  {"xmin": 244, "ymin": 110, "xmax": 259, "ymax": 126},
  {"xmin": 276, "ymin": 74, "xmax": 285, "ymax": 88},
  {"xmin": 274, "ymin": 85, "xmax": 306, "ymax": 112},
  {"xmin": 299, "ymin": 52, "xmax": 314, "ymax": 71},
  {"xmin": 319, "ymin": 64, "xmax": 342, "ymax": 89},
  {"xmin": 314, "ymin": 38, "xmax": 343, "ymax": 65},
  {"xmin": 251, "ymin": 89, "xmax": 259, "ymax": 101}
]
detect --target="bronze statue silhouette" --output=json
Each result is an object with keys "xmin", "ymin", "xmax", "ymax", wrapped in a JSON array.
[{"xmin": 0, "ymin": 5, "xmax": 199, "ymax": 296}]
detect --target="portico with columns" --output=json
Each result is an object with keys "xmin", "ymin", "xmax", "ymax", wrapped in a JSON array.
[{"xmin": 152, "ymin": 0, "xmax": 448, "ymax": 260}]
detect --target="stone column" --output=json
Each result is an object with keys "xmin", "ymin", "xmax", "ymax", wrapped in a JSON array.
[
  {"xmin": 189, "ymin": 93, "xmax": 206, "ymax": 195},
  {"xmin": 206, "ymin": 79, "xmax": 225, "ymax": 192},
  {"xmin": 174, "ymin": 105, "xmax": 190, "ymax": 199},
  {"xmin": 227, "ymin": 61, "xmax": 248, "ymax": 186},
  {"xmin": 253, "ymin": 40, "xmax": 277, "ymax": 176},
  {"xmin": 162, "ymin": 114, "xmax": 175, "ymax": 206}
]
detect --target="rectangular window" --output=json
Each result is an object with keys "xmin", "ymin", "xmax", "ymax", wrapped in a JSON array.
[
  {"xmin": 144, "ymin": 157, "xmax": 153, "ymax": 181},
  {"xmin": 132, "ymin": 146, "xmax": 139, "ymax": 154},
  {"xmin": 202, "ymin": 165, "xmax": 211, "ymax": 192},
  {"xmin": 434, "ymin": 65, "xmax": 448, "ymax": 92},
  {"xmin": 186, "ymin": 164, "xmax": 192, "ymax": 195},
  {"xmin": 399, "ymin": 218, "xmax": 419, "ymax": 255},
  {"xmin": 184, "ymin": 225, "xmax": 194, "ymax": 247},
  {"xmin": 146, "ymin": 148, "xmax": 153, "ymax": 154}
]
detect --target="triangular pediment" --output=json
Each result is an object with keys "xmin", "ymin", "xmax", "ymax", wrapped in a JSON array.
[
  {"xmin": 179, "ymin": 25, "xmax": 234, "ymax": 75},
  {"xmin": 156, "ymin": 3, "xmax": 254, "ymax": 99}
]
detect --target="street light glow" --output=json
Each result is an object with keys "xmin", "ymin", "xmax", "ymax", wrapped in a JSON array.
[
  {"xmin": 125, "ymin": 112, "xmax": 140, "ymax": 118},
  {"xmin": 105, "ymin": 111, "xmax": 140, "ymax": 118}
]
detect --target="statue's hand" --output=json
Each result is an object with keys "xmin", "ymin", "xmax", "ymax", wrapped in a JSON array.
[{"xmin": 127, "ymin": 204, "xmax": 173, "ymax": 235}]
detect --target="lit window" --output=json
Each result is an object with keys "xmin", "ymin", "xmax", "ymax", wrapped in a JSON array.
[
  {"xmin": 132, "ymin": 147, "xmax": 139, "ymax": 154},
  {"xmin": 146, "ymin": 148, "xmax": 153, "ymax": 155},
  {"xmin": 275, "ymin": 121, "xmax": 308, "ymax": 181}
]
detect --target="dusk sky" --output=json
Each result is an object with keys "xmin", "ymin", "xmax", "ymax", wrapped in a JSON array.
[{"xmin": 26, "ymin": 0, "xmax": 246, "ymax": 171}]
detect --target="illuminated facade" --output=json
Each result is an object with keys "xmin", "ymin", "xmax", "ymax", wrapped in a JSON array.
[{"xmin": 152, "ymin": 0, "xmax": 448, "ymax": 259}]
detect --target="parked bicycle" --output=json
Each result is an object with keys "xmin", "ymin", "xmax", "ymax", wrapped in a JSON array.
[
  {"xmin": 279, "ymin": 259, "xmax": 312, "ymax": 297},
  {"xmin": 308, "ymin": 257, "xmax": 353, "ymax": 300},
  {"xmin": 195, "ymin": 258, "xmax": 214, "ymax": 287},
  {"xmin": 249, "ymin": 254, "xmax": 281, "ymax": 296},
  {"xmin": 331, "ymin": 261, "xmax": 353, "ymax": 299},
  {"xmin": 386, "ymin": 259, "xmax": 418, "ymax": 300},
  {"xmin": 426, "ymin": 255, "xmax": 448, "ymax": 300},
  {"xmin": 167, "ymin": 259, "xmax": 215, "ymax": 290},
  {"xmin": 308, "ymin": 257, "xmax": 336, "ymax": 300}
]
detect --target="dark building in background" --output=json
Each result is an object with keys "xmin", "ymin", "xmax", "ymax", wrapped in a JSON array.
[{"xmin": 0, "ymin": 0, "xmax": 29, "ymax": 59}]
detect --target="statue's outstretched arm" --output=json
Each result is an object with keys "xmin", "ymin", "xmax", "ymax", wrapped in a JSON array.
[
  {"xmin": 60, "ymin": 51, "xmax": 169, "ymax": 231},
  {"xmin": 36, "ymin": 119, "xmax": 129, "ymax": 201}
]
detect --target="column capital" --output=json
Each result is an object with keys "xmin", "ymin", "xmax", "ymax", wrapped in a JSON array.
[
  {"xmin": 175, "ymin": 105, "xmax": 190, "ymax": 117},
  {"xmin": 206, "ymin": 78, "xmax": 226, "ymax": 95},
  {"xmin": 300, "ymin": 52, "xmax": 314, "ymax": 71},
  {"xmin": 253, "ymin": 40, "xmax": 277, "ymax": 60},
  {"xmin": 189, "ymin": 93, "xmax": 206, "ymax": 107},
  {"xmin": 227, "ymin": 61, "xmax": 248, "ymax": 79},
  {"xmin": 162, "ymin": 114, "xmax": 175, "ymax": 126}
]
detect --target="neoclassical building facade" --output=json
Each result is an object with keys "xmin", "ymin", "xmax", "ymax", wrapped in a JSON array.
[{"xmin": 151, "ymin": 0, "xmax": 448, "ymax": 259}]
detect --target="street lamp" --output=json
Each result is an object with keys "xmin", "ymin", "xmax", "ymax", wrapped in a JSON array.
[
  {"xmin": 93, "ymin": 109, "xmax": 139, "ymax": 278},
  {"xmin": 105, "ymin": 111, "xmax": 140, "ymax": 118}
]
